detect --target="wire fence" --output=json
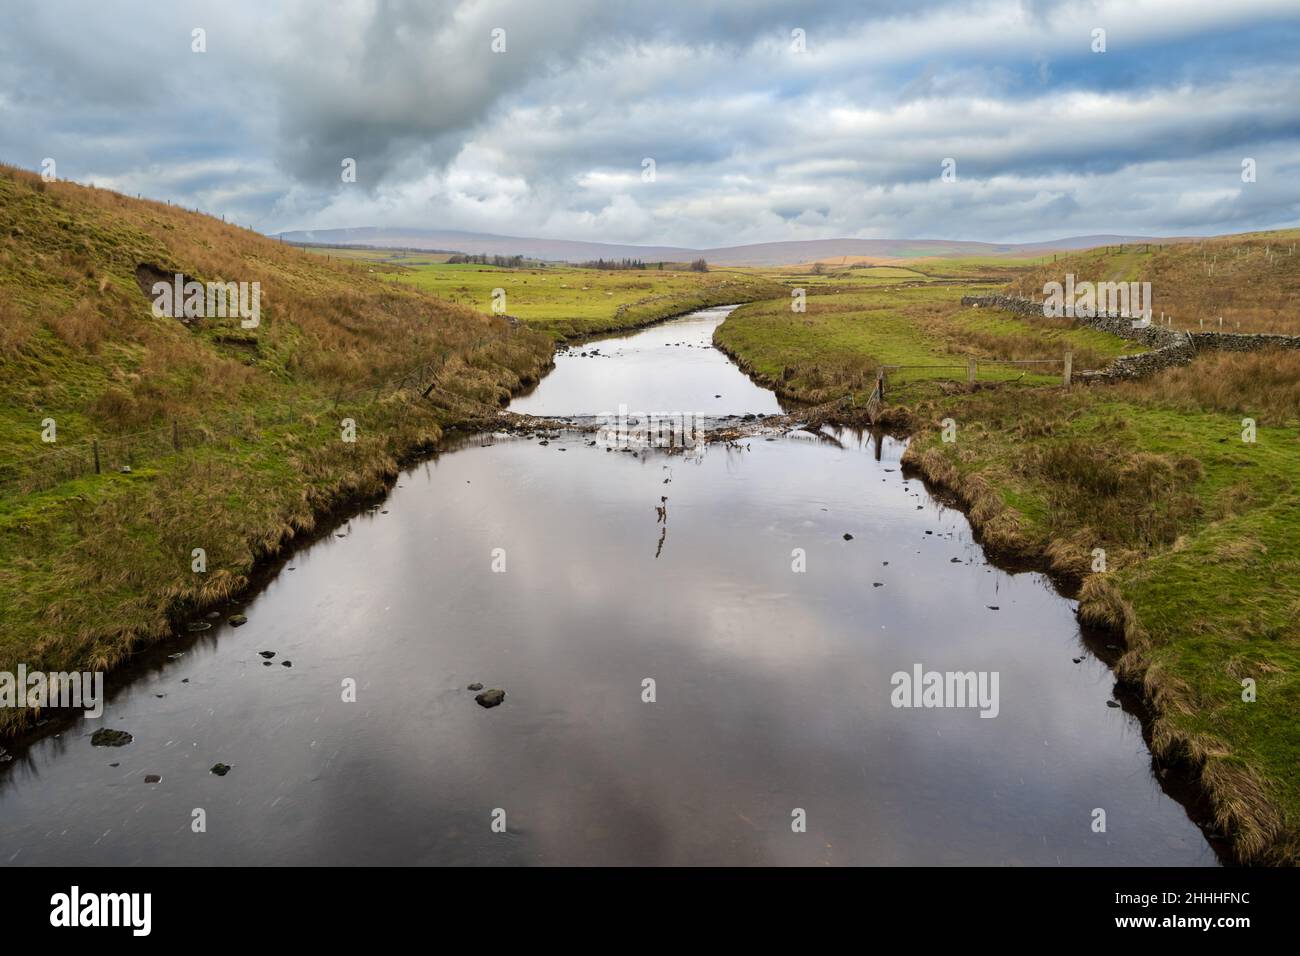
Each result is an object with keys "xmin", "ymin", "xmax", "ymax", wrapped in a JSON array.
[
  {"xmin": 0, "ymin": 333, "xmax": 510, "ymax": 496},
  {"xmin": 877, "ymin": 353, "xmax": 1078, "ymax": 390},
  {"xmin": 1, "ymin": 407, "xmax": 320, "ymax": 496}
]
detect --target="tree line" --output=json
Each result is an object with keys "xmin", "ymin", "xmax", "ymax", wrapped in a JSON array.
[{"xmin": 446, "ymin": 253, "xmax": 531, "ymax": 267}]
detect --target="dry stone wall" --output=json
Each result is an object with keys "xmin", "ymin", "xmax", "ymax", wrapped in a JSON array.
[{"xmin": 959, "ymin": 295, "xmax": 1300, "ymax": 383}]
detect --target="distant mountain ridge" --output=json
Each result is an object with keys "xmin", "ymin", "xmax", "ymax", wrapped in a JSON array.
[{"xmin": 275, "ymin": 226, "xmax": 1187, "ymax": 266}]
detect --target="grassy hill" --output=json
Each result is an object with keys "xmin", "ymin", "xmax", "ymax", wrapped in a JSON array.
[
  {"xmin": 1006, "ymin": 231, "xmax": 1300, "ymax": 332},
  {"xmin": 0, "ymin": 165, "xmax": 554, "ymax": 732}
]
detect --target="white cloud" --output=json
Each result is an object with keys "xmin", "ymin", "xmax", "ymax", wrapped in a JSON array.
[{"xmin": 3, "ymin": 0, "xmax": 1299, "ymax": 243}]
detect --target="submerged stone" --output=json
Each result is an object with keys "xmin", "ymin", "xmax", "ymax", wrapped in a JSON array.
[
  {"xmin": 91, "ymin": 728, "xmax": 133, "ymax": 747},
  {"xmin": 475, "ymin": 688, "xmax": 506, "ymax": 708}
]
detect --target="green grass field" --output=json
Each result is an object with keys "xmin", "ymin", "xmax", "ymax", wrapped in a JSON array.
[
  {"xmin": 713, "ymin": 282, "xmax": 1141, "ymax": 404},
  {"xmin": 296, "ymin": 245, "xmax": 456, "ymax": 267},
  {"xmin": 384, "ymin": 261, "xmax": 784, "ymax": 340}
]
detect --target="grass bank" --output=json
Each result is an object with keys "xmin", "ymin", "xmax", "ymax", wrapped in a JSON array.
[
  {"xmin": 713, "ymin": 279, "xmax": 1141, "ymax": 406},
  {"xmin": 715, "ymin": 273, "xmax": 1300, "ymax": 864},
  {"xmin": 0, "ymin": 166, "xmax": 555, "ymax": 735}
]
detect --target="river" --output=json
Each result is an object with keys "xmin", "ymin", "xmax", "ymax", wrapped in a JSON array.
[{"xmin": 0, "ymin": 306, "xmax": 1220, "ymax": 865}]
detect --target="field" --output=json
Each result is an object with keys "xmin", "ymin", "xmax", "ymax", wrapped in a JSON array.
[
  {"xmin": 713, "ymin": 267, "xmax": 1143, "ymax": 405},
  {"xmin": 384, "ymin": 260, "xmax": 785, "ymax": 339},
  {"xmin": 295, "ymin": 245, "xmax": 457, "ymax": 267}
]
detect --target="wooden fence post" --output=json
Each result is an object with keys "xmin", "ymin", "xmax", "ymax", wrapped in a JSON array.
[
  {"xmin": 1063, "ymin": 351, "xmax": 1073, "ymax": 388},
  {"xmin": 172, "ymin": 419, "xmax": 180, "ymax": 451},
  {"xmin": 967, "ymin": 358, "xmax": 977, "ymax": 384},
  {"xmin": 93, "ymin": 439, "xmax": 101, "ymax": 474}
]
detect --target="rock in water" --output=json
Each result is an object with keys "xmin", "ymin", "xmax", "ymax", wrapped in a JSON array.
[
  {"xmin": 843, "ymin": 533, "xmax": 854, "ymax": 540},
  {"xmin": 475, "ymin": 688, "xmax": 506, "ymax": 708},
  {"xmin": 144, "ymin": 774, "xmax": 162, "ymax": 784},
  {"xmin": 210, "ymin": 763, "xmax": 232, "ymax": 776},
  {"xmin": 91, "ymin": 728, "xmax": 133, "ymax": 747},
  {"xmin": 467, "ymin": 682, "xmax": 484, "ymax": 691},
  {"xmin": 228, "ymin": 614, "xmax": 248, "ymax": 627}
]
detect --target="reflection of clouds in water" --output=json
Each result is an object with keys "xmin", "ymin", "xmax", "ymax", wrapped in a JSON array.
[
  {"xmin": 380, "ymin": 435, "xmax": 1212, "ymax": 864},
  {"xmin": 0, "ymin": 419, "xmax": 1214, "ymax": 865},
  {"xmin": 511, "ymin": 310, "xmax": 784, "ymax": 418}
]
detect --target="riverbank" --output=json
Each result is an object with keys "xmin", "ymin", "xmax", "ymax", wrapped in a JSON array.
[
  {"xmin": 1, "ymin": 168, "xmax": 784, "ymax": 738},
  {"xmin": 0, "ymin": 167, "xmax": 557, "ymax": 737},
  {"xmin": 713, "ymin": 288, "xmax": 1300, "ymax": 864},
  {"xmin": 0, "ymin": 304, "xmax": 1217, "ymax": 867}
]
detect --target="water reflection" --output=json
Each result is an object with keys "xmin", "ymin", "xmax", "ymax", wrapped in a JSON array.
[
  {"xmin": 0, "ymin": 428, "xmax": 1216, "ymax": 865},
  {"xmin": 510, "ymin": 306, "xmax": 784, "ymax": 417},
  {"xmin": 0, "ymin": 309, "xmax": 1218, "ymax": 866}
]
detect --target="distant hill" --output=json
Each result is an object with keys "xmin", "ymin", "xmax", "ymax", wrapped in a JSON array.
[{"xmin": 275, "ymin": 227, "xmax": 1189, "ymax": 266}]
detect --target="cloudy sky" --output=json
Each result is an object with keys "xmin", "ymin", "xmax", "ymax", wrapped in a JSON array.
[{"xmin": 4, "ymin": 0, "xmax": 1300, "ymax": 246}]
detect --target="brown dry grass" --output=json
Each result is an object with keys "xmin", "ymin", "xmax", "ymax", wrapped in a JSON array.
[
  {"xmin": 0, "ymin": 162, "xmax": 548, "ymax": 450},
  {"xmin": 1116, "ymin": 347, "xmax": 1300, "ymax": 425},
  {"xmin": 0, "ymin": 164, "xmax": 557, "ymax": 735},
  {"xmin": 1008, "ymin": 231, "xmax": 1300, "ymax": 333}
]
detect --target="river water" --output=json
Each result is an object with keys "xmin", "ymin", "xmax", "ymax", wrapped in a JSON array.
[{"xmin": 0, "ymin": 307, "xmax": 1219, "ymax": 865}]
